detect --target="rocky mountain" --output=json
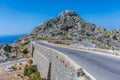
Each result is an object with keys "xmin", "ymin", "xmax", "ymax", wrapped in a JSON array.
[{"xmin": 20, "ymin": 10, "xmax": 120, "ymax": 50}]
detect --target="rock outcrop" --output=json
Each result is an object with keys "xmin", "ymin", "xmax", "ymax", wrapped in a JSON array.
[
  {"xmin": 0, "ymin": 43, "xmax": 8, "ymax": 62},
  {"xmin": 20, "ymin": 10, "xmax": 120, "ymax": 50}
]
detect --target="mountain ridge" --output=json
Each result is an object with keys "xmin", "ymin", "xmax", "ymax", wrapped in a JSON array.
[{"xmin": 18, "ymin": 10, "xmax": 120, "ymax": 50}]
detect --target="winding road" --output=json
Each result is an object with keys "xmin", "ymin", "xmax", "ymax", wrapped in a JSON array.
[
  {"xmin": 36, "ymin": 41, "xmax": 120, "ymax": 80},
  {"xmin": 0, "ymin": 58, "xmax": 29, "ymax": 67}
]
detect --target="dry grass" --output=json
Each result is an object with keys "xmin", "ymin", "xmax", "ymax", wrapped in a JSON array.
[
  {"xmin": 53, "ymin": 41, "xmax": 70, "ymax": 45},
  {"xmin": 0, "ymin": 62, "xmax": 28, "ymax": 80}
]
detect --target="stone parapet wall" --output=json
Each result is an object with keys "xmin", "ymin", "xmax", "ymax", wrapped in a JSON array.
[{"xmin": 32, "ymin": 42, "xmax": 95, "ymax": 80}]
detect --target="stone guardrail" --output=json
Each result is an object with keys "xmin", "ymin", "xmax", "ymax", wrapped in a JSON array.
[
  {"xmin": 31, "ymin": 41, "xmax": 96, "ymax": 80},
  {"xmin": 77, "ymin": 46, "xmax": 120, "ymax": 56}
]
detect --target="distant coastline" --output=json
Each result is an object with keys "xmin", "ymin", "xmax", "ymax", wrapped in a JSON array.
[{"xmin": 0, "ymin": 34, "xmax": 23, "ymax": 44}]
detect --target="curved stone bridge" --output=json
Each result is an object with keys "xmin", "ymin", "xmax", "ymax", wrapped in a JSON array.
[{"xmin": 30, "ymin": 41, "xmax": 95, "ymax": 80}]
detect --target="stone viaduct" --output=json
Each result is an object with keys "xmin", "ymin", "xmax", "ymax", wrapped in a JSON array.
[{"xmin": 29, "ymin": 41, "xmax": 95, "ymax": 80}]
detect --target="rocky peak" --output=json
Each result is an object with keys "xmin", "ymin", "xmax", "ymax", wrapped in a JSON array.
[
  {"xmin": 57, "ymin": 10, "xmax": 84, "ymax": 23},
  {"xmin": 58, "ymin": 10, "xmax": 78, "ymax": 17}
]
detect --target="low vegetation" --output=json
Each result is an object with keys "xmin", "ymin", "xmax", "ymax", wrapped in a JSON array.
[
  {"xmin": 86, "ymin": 33, "xmax": 92, "ymax": 36},
  {"xmin": 4, "ymin": 44, "xmax": 12, "ymax": 52},
  {"xmin": 0, "ymin": 59, "xmax": 45, "ymax": 80},
  {"xmin": 37, "ymin": 37, "xmax": 53, "ymax": 40},
  {"xmin": 53, "ymin": 41, "xmax": 70, "ymax": 45},
  {"xmin": 23, "ymin": 59, "xmax": 46, "ymax": 80},
  {"xmin": 21, "ymin": 41, "xmax": 30, "ymax": 46},
  {"xmin": 27, "ymin": 59, "xmax": 33, "ymax": 65},
  {"xmin": 103, "ymin": 30, "xmax": 110, "ymax": 37},
  {"xmin": 24, "ymin": 65, "xmax": 37, "ymax": 76},
  {"xmin": 11, "ymin": 66, "xmax": 17, "ymax": 71},
  {"xmin": 22, "ymin": 48, "xmax": 29, "ymax": 54},
  {"xmin": 30, "ymin": 71, "xmax": 45, "ymax": 80},
  {"xmin": 66, "ymin": 37, "xmax": 73, "ymax": 40},
  {"xmin": 112, "ymin": 35, "xmax": 117, "ymax": 40}
]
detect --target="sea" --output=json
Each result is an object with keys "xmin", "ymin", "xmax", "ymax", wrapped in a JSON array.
[{"xmin": 0, "ymin": 35, "xmax": 23, "ymax": 44}]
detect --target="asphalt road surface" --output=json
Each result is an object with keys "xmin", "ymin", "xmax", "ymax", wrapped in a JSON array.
[
  {"xmin": 0, "ymin": 58, "xmax": 29, "ymax": 67},
  {"xmin": 36, "ymin": 41, "xmax": 120, "ymax": 80}
]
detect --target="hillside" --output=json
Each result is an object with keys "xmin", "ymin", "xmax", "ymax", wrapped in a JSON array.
[{"xmin": 18, "ymin": 10, "xmax": 120, "ymax": 50}]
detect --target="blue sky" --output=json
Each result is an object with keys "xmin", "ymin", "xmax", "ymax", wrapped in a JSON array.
[{"xmin": 0, "ymin": 0, "xmax": 120, "ymax": 35}]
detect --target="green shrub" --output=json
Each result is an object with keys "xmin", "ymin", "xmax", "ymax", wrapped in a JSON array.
[
  {"xmin": 24, "ymin": 65, "xmax": 37, "ymax": 76},
  {"xmin": 118, "ymin": 39, "xmax": 120, "ymax": 42},
  {"xmin": 112, "ymin": 35, "xmax": 117, "ymax": 40},
  {"xmin": 19, "ymin": 67, "xmax": 22, "ymax": 70},
  {"xmin": 24, "ymin": 65, "xmax": 46, "ymax": 80},
  {"xmin": 54, "ymin": 41, "xmax": 64, "ymax": 44},
  {"xmin": 37, "ymin": 37, "xmax": 53, "ymax": 40},
  {"xmin": 53, "ymin": 41, "xmax": 70, "ymax": 45},
  {"xmin": 21, "ymin": 42, "xmax": 30, "ymax": 46},
  {"xmin": 29, "ymin": 71, "xmax": 46, "ymax": 80},
  {"xmin": 24, "ymin": 65, "xmax": 29, "ymax": 76},
  {"xmin": 103, "ymin": 30, "xmax": 110, "ymax": 37},
  {"xmin": 4, "ymin": 44, "xmax": 12, "ymax": 52},
  {"xmin": 28, "ymin": 59, "xmax": 33, "ymax": 65},
  {"xmin": 30, "ymin": 71, "xmax": 40, "ymax": 80},
  {"xmin": 66, "ymin": 38, "xmax": 73, "ymax": 40},
  {"xmin": 11, "ymin": 66, "xmax": 17, "ymax": 71},
  {"xmin": 22, "ymin": 48, "xmax": 28, "ymax": 54},
  {"xmin": 19, "ymin": 63, "xmax": 22, "ymax": 65},
  {"xmin": 5, "ymin": 53, "xmax": 9, "ymax": 57},
  {"xmin": 86, "ymin": 33, "xmax": 92, "ymax": 36}
]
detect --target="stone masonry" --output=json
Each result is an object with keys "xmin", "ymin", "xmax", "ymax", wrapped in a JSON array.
[{"xmin": 31, "ymin": 42, "xmax": 95, "ymax": 80}]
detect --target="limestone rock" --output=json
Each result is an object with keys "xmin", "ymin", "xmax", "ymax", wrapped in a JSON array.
[{"xmin": 23, "ymin": 10, "xmax": 120, "ymax": 50}]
